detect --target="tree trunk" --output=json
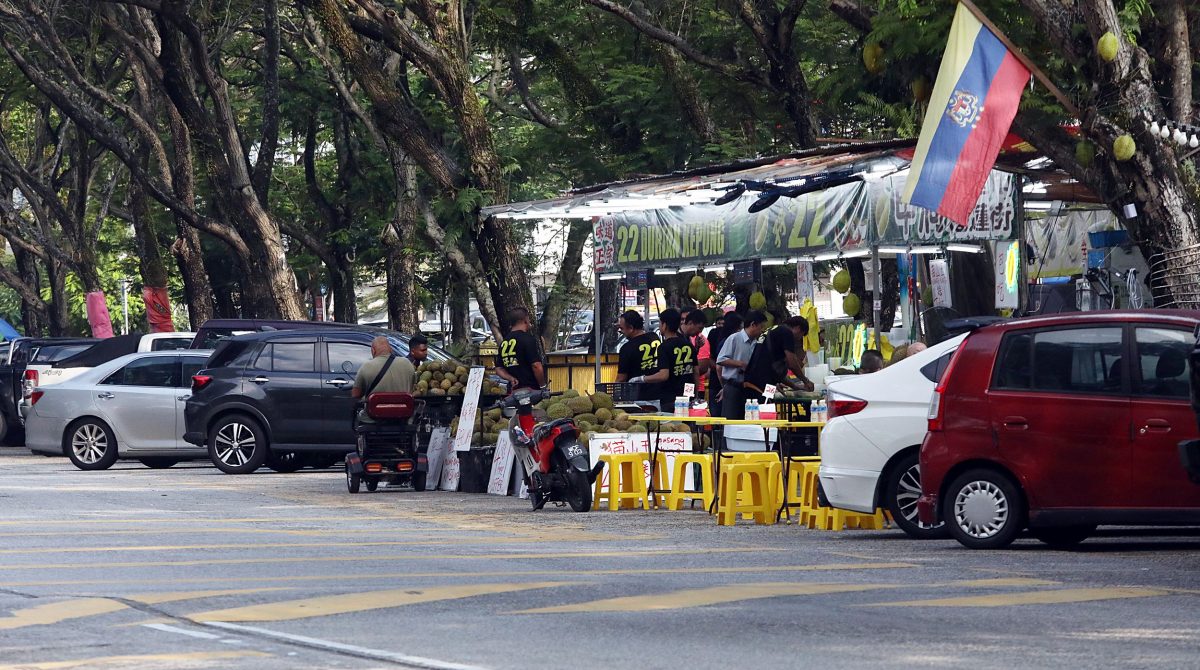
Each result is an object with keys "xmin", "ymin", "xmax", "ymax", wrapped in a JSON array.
[
  {"xmin": 172, "ymin": 228, "xmax": 213, "ymax": 328},
  {"xmin": 45, "ymin": 258, "xmax": 69, "ymax": 336},
  {"xmin": 13, "ymin": 246, "xmax": 45, "ymax": 336},
  {"xmin": 449, "ymin": 280, "xmax": 470, "ymax": 350},
  {"xmin": 329, "ymin": 262, "xmax": 357, "ymax": 324}
]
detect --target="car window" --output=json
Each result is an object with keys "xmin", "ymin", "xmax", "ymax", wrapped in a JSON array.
[
  {"xmin": 994, "ymin": 327, "xmax": 1123, "ymax": 394},
  {"xmin": 328, "ymin": 342, "xmax": 373, "ymax": 374},
  {"xmin": 1134, "ymin": 327, "xmax": 1191, "ymax": 398},
  {"xmin": 102, "ymin": 357, "xmax": 180, "ymax": 388},
  {"xmin": 181, "ymin": 357, "xmax": 208, "ymax": 385},
  {"xmin": 919, "ymin": 349, "xmax": 958, "ymax": 383},
  {"xmin": 32, "ymin": 344, "xmax": 94, "ymax": 363},
  {"xmin": 0, "ymin": 342, "xmax": 10, "ymax": 365},
  {"xmin": 269, "ymin": 342, "xmax": 317, "ymax": 372},
  {"xmin": 151, "ymin": 337, "xmax": 192, "ymax": 351}
]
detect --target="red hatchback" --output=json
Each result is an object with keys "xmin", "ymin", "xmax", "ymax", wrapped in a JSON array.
[{"xmin": 918, "ymin": 310, "xmax": 1200, "ymax": 549}]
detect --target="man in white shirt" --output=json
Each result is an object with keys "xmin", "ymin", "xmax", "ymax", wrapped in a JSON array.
[{"xmin": 715, "ymin": 310, "xmax": 767, "ymax": 420}]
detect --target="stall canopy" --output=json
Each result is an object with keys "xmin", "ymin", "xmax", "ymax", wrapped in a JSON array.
[{"xmin": 481, "ymin": 139, "xmax": 1075, "ymax": 274}]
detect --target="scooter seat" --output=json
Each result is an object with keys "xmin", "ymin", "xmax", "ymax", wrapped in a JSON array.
[{"xmin": 533, "ymin": 418, "xmax": 576, "ymax": 443}]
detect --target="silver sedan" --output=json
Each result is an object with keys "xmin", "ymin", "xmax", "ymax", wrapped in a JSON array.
[{"xmin": 26, "ymin": 351, "xmax": 212, "ymax": 470}]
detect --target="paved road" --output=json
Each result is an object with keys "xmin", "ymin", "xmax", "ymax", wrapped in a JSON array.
[{"xmin": 2, "ymin": 448, "xmax": 1200, "ymax": 670}]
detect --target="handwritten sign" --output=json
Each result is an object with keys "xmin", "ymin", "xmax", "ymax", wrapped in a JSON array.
[
  {"xmin": 452, "ymin": 367, "xmax": 487, "ymax": 452},
  {"xmin": 439, "ymin": 449, "xmax": 461, "ymax": 491},
  {"xmin": 487, "ymin": 432, "xmax": 516, "ymax": 495},
  {"xmin": 588, "ymin": 432, "xmax": 694, "ymax": 497},
  {"xmin": 424, "ymin": 427, "xmax": 451, "ymax": 487},
  {"xmin": 796, "ymin": 261, "xmax": 814, "ymax": 303},
  {"xmin": 683, "ymin": 383, "xmax": 695, "ymax": 399},
  {"xmin": 930, "ymin": 259, "xmax": 952, "ymax": 308}
]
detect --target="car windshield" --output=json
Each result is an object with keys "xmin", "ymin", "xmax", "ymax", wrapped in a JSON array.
[
  {"xmin": 197, "ymin": 329, "xmax": 256, "ymax": 350},
  {"xmin": 31, "ymin": 344, "xmax": 95, "ymax": 363}
]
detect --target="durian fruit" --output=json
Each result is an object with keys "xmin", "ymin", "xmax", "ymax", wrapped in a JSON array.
[
  {"xmin": 1113, "ymin": 135, "xmax": 1136, "ymax": 161},
  {"xmin": 1098, "ymin": 32, "xmax": 1118, "ymax": 63},
  {"xmin": 687, "ymin": 275, "xmax": 705, "ymax": 300},
  {"xmin": 566, "ymin": 395, "xmax": 594, "ymax": 415},
  {"xmin": 843, "ymin": 293, "xmax": 862, "ymax": 318},
  {"xmin": 1075, "ymin": 141, "xmax": 1095, "ymax": 168},
  {"xmin": 562, "ymin": 389, "xmax": 580, "ymax": 399},
  {"xmin": 749, "ymin": 291, "xmax": 767, "ymax": 310},
  {"xmin": 832, "ymin": 269, "xmax": 851, "ymax": 293},
  {"xmin": 863, "ymin": 43, "xmax": 885, "ymax": 74},
  {"xmin": 590, "ymin": 392, "xmax": 614, "ymax": 410},
  {"xmin": 546, "ymin": 403, "xmax": 572, "ymax": 420}
]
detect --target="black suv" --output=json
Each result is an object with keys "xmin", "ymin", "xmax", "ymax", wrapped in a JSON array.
[{"xmin": 183, "ymin": 329, "xmax": 453, "ymax": 474}]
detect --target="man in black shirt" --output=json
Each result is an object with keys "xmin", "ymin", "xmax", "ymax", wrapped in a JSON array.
[
  {"xmin": 495, "ymin": 307, "xmax": 546, "ymax": 392},
  {"xmin": 615, "ymin": 310, "xmax": 659, "ymax": 401},
  {"xmin": 630, "ymin": 308, "xmax": 697, "ymax": 410}
]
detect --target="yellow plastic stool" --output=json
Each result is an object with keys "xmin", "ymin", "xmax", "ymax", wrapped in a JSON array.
[
  {"xmin": 592, "ymin": 452, "xmax": 651, "ymax": 511},
  {"xmin": 660, "ymin": 453, "xmax": 714, "ymax": 511},
  {"xmin": 716, "ymin": 462, "xmax": 775, "ymax": 526},
  {"xmin": 798, "ymin": 462, "xmax": 828, "ymax": 529},
  {"xmin": 721, "ymin": 453, "xmax": 780, "ymax": 518}
]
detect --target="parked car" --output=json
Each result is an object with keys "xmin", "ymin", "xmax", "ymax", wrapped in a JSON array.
[
  {"xmin": 818, "ymin": 334, "xmax": 965, "ymax": 538},
  {"xmin": 0, "ymin": 337, "xmax": 96, "ymax": 445},
  {"xmin": 184, "ymin": 328, "xmax": 456, "ymax": 474},
  {"xmin": 917, "ymin": 310, "xmax": 1200, "ymax": 549},
  {"xmin": 25, "ymin": 351, "xmax": 213, "ymax": 470},
  {"xmin": 190, "ymin": 319, "xmax": 379, "ymax": 350},
  {"xmin": 20, "ymin": 332, "xmax": 194, "ymax": 420}
]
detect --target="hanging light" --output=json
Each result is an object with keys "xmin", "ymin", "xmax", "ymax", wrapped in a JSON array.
[
  {"xmin": 1161, "ymin": 124, "xmax": 1173, "ymax": 139},
  {"xmin": 712, "ymin": 183, "xmax": 746, "ymax": 206},
  {"xmin": 747, "ymin": 190, "xmax": 783, "ymax": 213},
  {"xmin": 1191, "ymin": 135, "xmax": 1200, "ymax": 149},
  {"xmin": 1175, "ymin": 129, "xmax": 1189, "ymax": 146},
  {"xmin": 1149, "ymin": 121, "xmax": 1161, "ymax": 135}
]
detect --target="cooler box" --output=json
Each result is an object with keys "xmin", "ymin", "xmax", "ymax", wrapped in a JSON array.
[{"xmin": 723, "ymin": 424, "xmax": 778, "ymax": 452}]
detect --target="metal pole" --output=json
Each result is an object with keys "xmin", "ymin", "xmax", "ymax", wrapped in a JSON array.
[
  {"xmin": 593, "ymin": 270, "xmax": 602, "ymax": 384},
  {"xmin": 871, "ymin": 246, "xmax": 882, "ymax": 351},
  {"xmin": 120, "ymin": 279, "xmax": 129, "ymax": 335}
]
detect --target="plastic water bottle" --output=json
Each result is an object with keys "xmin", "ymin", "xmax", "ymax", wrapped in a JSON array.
[
  {"xmin": 743, "ymin": 399, "xmax": 753, "ymax": 420},
  {"xmin": 748, "ymin": 398, "xmax": 760, "ymax": 422},
  {"xmin": 674, "ymin": 396, "xmax": 689, "ymax": 417}
]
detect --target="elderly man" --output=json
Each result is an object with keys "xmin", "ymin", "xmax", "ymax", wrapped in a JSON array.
[{"xmin": 352, "ymin": 336, "xmax": 416, "ymax": 406}]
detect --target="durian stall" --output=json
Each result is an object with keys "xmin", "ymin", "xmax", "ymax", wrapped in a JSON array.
[{"xmin": 484, "ymin": 139, "xmax": 1028, "ymax": 370}]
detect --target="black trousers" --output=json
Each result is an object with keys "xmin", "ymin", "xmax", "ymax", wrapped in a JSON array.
[{"xmin": 721, "ymin": 381, "xmax": 745, "ymax": 420}]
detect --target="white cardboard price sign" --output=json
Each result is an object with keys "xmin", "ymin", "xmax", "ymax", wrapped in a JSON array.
[
  {"xmin": 424, "ymin": 427, "xmax": 451, "ymax": 487},
  {"xmin": 487, "ymin": 432, "xmax": 516, "ymax": 495},
  {"xmin": 683, "ymin": 383, "xmax": 695, "ymax": 398},
  {"xmin": 452, "ymin": 367, "xmax": 486, "ymax": 452},
  {"xmin": 763, "ymin": 384, "xmax": 777, "ymax": 398}
]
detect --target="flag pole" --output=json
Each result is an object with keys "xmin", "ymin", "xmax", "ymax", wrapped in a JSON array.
[{"xmin": 957, "ymin": 0, "xmax": 1080, "ymax": 118}]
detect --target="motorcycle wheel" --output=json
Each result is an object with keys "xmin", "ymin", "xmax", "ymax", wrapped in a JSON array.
[
  {"xmin": 365, "ymin": 478, "xmax": 379, "ymax": 492},
  {"xmin": 345, "ymin": 463, "xmax": 361, "ymax": 494},
  {"xmin": 565, "ymin": 468, "xmax": 592, "ymax": 512}
]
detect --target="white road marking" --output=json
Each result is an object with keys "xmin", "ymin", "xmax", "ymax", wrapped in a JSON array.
[
  {"xmin": 142, "ymin": 622, "xmax": 223, "ymax": 640},
  {"xmin": 203, "ymin": 621, "xmax": 491, "ymax": 670}
]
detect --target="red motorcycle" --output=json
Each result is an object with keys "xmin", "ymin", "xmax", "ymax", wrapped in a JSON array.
[{"xmin": 496, "ymin": 389, "xmax": 601, "ymax": 512}]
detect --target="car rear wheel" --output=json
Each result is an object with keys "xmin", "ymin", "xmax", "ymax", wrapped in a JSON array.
[
  {"xmin": 944, "ymin": 468, "xmax": 1025, "ymax": 549},
  {"xmin": 66, "ymin": 419, "xmax": 119, "ymax": 471},
  {"xmin": 885, "ymin": 453, "xmax": 948, "ymax": 539},
  {"xmin": 412, "ymin": 471, "xmax": 427, "ymax": 492},
  {"xmin": 138, "ymin": 458, "xmax": 179, "ymax": 469},
  {"xmin": 208, "ymin": 415, "xmax": 267, "ymax": 474},
  {"xmin": 1031, "ymin": 525, "xmax": 1095, "ymax": 548}
]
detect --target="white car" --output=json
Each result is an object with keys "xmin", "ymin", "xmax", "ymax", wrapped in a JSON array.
[
  {"xmin": 21, "ymin": 333, "xmax": 194, "ymax": 419},
  {"xmin": 818, "ymin": 334, "xmax": 966, "ymax": 538},
  {"xmin": 26, "ymin": 350, "xmax": 212, "ymax": 470}
]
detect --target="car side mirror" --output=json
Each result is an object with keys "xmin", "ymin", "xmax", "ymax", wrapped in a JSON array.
[{"xmin": 341, "ymin": 361, "xmax": 355, "ymax": 374}]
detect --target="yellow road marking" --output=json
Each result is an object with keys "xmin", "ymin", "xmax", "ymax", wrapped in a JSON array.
[
  {"xmin": 193, "ymin": 582, "xmax": 574, "ymax": 622},
  {"xmin": 944, "ymin": 578, "xmax": 1059, "ymax": 588},
  {"xmin": 516, "ymin": 582, "xmax": 897, "ymax": 614},
  {"xmin": 0, "ymin": 598, "xmax": 126, "ymax": 630},
  {"xmin": 0, "ymin": 562, "xmax": 918, "ymax": 588},
  {"xmin": 0, "ymin": 516, "xmax": 426, "ymax": 526},
  {"xmin": 130, "ymin": 587, "xmax": 293, "ymax": 604},
  {"xmin": 868, "ymin": 587, "xmax": 1174, "ymax": 608},
  {"xmin": 0, "ymin": 651, "xmax": 270, "ymax": 669},
  {"xmin": 0, "ymin": 547, "xmax": 783, "ymax": 571},
  {"xmin": 0, "ymin": 589, "xmax": 288, "ymax": 630}
]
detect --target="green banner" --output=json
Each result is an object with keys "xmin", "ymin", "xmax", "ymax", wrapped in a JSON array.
[{"xmin": 594, "ymin": 171, "xmax": 1018, "ymax": 272}]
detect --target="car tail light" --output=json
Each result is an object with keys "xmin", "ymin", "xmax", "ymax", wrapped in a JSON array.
[
  {"xmin": 827, "ymin": 393, "xmax": 868, "ymax": 418},
  {"xmin": 22, "ymin": 370, "xmax": 37, "ymax": 397},
  {"xmin": 29, "ymin": 390, "xmax": 43, "ymax": 406},
  {"xmin": 191, "ymin": 375, "xmax": 212, "ymax": 393},
  {"xmin": 927, "ymin": 347, "xmax": 964, "ymax": 432}
]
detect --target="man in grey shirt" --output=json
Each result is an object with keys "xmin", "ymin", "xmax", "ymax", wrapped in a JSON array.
[
  {"xmin": 716, "ymin": 310, "xmax": 767, "ymax": 420},
  {"xmin": 352, "ymin": 336, "xmax": 416, "ymax": 422}
]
